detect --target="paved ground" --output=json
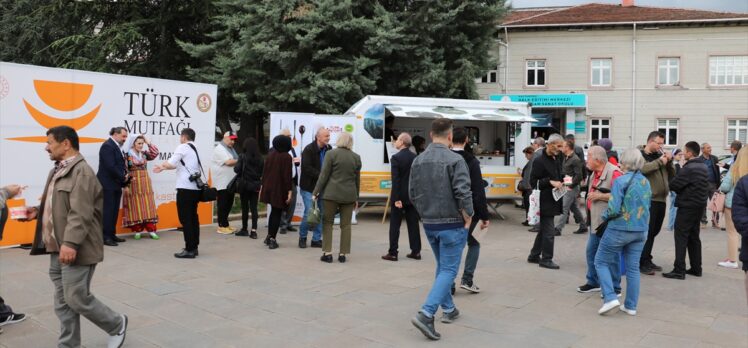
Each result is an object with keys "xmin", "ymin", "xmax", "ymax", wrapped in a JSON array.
[{"xmin": 1, "ymin": 206, "xmax": 746, "ymax": 347}]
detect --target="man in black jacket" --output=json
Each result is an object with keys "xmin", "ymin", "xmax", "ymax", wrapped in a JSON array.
[
  {"xmin": 700, "ymin": 143, "xmax": 721, "ymax": 228},
  {"xmin": 97, "ymin": 127, "xmax": 129, "ymax": 246},
  {"xmin": 528, "ymin": 134, "xmax": 565, "ymax": 270},
  {"xmin": 382, "ymin": 133, "xmax": 421, "ymax": 262},
  {"xmin": 664, "ymin": 141, "xmax": 710, "ymax": 280},
  {"xmin": 298, "ymin": 128, "xmax": 331, "ymax": 248},
  {"xmin": 555, "ymin": 139, "xmax": 586, "ymax": 235},
  {"xmin": 450, "ymin": 128, "xmax": 490, "ymax": 292}
]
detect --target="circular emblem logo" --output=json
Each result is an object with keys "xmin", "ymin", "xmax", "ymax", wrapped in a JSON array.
[
  {"xmin": 196, "ymin": 93, "xmax": 212, "ymax": 112},
  {"xmin": 0, "ymin": 76, "xmax": 9, "ymax": 100},
  {"xmin": 344, "ymin": 124, "xmax": 353, "ymax": 132}
]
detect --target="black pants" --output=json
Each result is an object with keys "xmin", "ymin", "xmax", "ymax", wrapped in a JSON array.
[
  {"xmin": 102, "ymin": 189, "xmax": 122, "ymax": 240},
  {"xmin": 216, "ymin": 189, "xmax": 234, "ymax": 228},
  {"xmin": 240, "ymin": 190, "xmax": 259, "ymax": 231},
  {"xmin": 177, "ymin": 189, "xmax": 201, "ymax": 251},
  {"xmin": 0, "ymin": 295, "xmax": 12, "ymax": 320},
  {"xmin": 674, "ymin": 207, "xmax": 703, "ymax": 273},
  {"xmin": 267, "ymin": 206, "xmax": 283, "ymax": 239},
  {"xmin": 530, "ymin": 215, "xmax": 555, "ymax": 261},
  {"xmin": 641, "ymin": 201, "xmax": 666, "ymax": 268},
  {"xmin": 387, "ymin": 203, "xmax": 421, "ymax": 255},
  {"xmin": 522, "ymin": 191, "xmax": 530, "ymax": 221},
  {"xmin": 0, "ymin": 206, "xmax": 7, "ymax": 240}
]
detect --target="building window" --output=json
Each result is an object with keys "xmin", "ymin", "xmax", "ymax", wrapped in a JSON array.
[
  {"xmin": 658, "ymin": 57, "xmax": 680, "ymax": 86},
  {"xmin": 727, "ymin": 119, "xmax": 748, "ymax": 146},
  {"xmin": 590, "ymin": 118, "xmax": 610, "ymax": 141},
  {"xmin": 526, "ymin": 60, "xmax": 546, "ymax": 87},
  {"xmin": 710, "ymin": 56, "xmax": 748, "ymax": 86},
  {"xmin": 591, "ymin": 58, "xmax": 612, "ymax": 87},
  {"xmin": 657, "ymin": 119, "xmax": 678, "ymax": 146},
  {"xmin": 475, "ymin": 69, "xmax": 498, "ymax": 84}
]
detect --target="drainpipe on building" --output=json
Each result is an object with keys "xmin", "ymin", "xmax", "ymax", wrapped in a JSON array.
[
  {"xmin": 503, "ymin": 26, "xmax": 510, "ymax": 94},
  {"xmin": 631, "ymin": 23, "xmax": 637, "ymax": 147}
]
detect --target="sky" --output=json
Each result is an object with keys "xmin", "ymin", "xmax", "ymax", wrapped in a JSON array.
[{"xmin": 508, "ymin": 0, "xmax": 748, "ymax": 13}]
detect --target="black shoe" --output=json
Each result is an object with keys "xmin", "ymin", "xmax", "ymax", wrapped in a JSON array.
[
  {"xmin": 174, "ymin": 249, "xmax": 196, "ymax": 259},
  {"xmin": 279, "ymin": 228, "xmax": 287, "ymax": 234},
  {"xmin": 338, "ymin": 254, "xmax": 346, "ymax": 263},
  {"xmin": 521, "ymin": 221, "xmax": 530, "ymax": 226},
  {"xmin": 686, "ymin": 269, "xmax": 702, "ymax": 277},
  {"xmin": 0, "ymin": 312, "xmax": 27, "ymax": 326},
  {"xmin": 406, "ymin": 252, "xmax": 421, "ymax": 260},
  {"xmin": 268, "ymin": 238, "xmax": 279, "ymax": 249},
  {"xmin": 662, "ymin": 270, "xmax": 685, "ymax": 279},
  {"xmin": 381, "ymin": 253, "xmax": 398, "ymax": 261},
  {"xmin": 235, "ymin": 230, "xmax": 249, "ymax": 237},
  {"xmin": 310, "ymin": 240, "xmax": 322, "ymax": 248},
  {"xmin": 528, "ymin": 227, "xmax": 540, "ymax": 233},
  {"xmin": 573, "ymin": 226, "xmax": 588, "ymax": 234},
  {"xmin": 539, "ymin": 261, "xmax": 560, "ymax": 270},
  {"xmin": 527, "ymin": 256, "xmax": 540, "ymax": 264},
  {"xmin": 249, "ymin": 230, "xmax": 257, "ymax": 239},
  {"xmin": 320, "ymin": 254, "xmax": 333, "ymax": 263},
  {"xmin": 114, "ymin": 237, "xmax": 126, "ymax": 243},
  {"xmin": 194, "ymin": 249, "xmax": 199, "ymax": 256},
  {"xmin": 650, "ymin": 263, "xmax": 663, "ymax": 272},
  {"xmin": 286, "ymin": 226, "xmax": 297, "ymax": 232},
  {"xmin": 577, "ymin": 284, "xmax": 601, "ymax": 293},
  {"xmin": 640, "ymin": 266, "xmax": 655, "ymax": 275},
  {"xmin": 299, "ymin": 237, "xmax": 307, "ymax": 248},
  {"xmin": 554, "ymin": 228, "xmax": 562, "ymax": 236},
  {"xmin": 411, "ymin": 312, "xmax": 441, "ymax": 340},
  {"xmin": 104, "ymin": 239, "xmax": 119, "ymax": 247},
  {"xmin": 264, "ymin": 237, "xmax": 270, "ymax": 245}
]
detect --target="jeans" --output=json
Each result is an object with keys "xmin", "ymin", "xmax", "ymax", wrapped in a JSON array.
[
  {"xmin": 594, "ymin": 228, "xmax": 646, "ymax": 310},
  {"xmin": 461, "ymin": 218, "xmax": 481, "ymax": 283},
  {"xmin": 299, "ymin": 190, "xmax": 322, "ymax": 241},
  {"xmin": 585, "ymin": 232, "xmax": 621, "ymax": 291},
  {"xmin": 641, "ymin": 201, "xmax": 666, "ymax": 268},
  {"xmin": 667, "ymin": 192, "xmax": 677, "ymax": 231},
  {"xmin": 176, "ymin": 189, "xmax": 201, "ymax": 251},
  {"xmin": 239, "ymin": 190, "xmax": 259, "ymax": 231},
  {"xmin": 555, "ymin": 186, "xmax": 584, "ymax": 231},
  {"xmin": 421, "ymin": 227, "xmax": 467, "ymax": 317}
]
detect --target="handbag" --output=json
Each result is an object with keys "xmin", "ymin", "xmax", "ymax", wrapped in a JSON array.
[
  {"xmin": 596, "ymin": 171, "xmax": 637, "ymax": 237},
  {"xmin": 227, "ymin": 175, "xmax": 240, "ymax": 193},
  {"xmin": 182, "ymin": 143, "xmax": 218, "ymax": 202},
  {"xmin": 527, "ymin": 181, "xmax": 541, "ymax": 225},
  {"xmin": 709, "ymin": 191, "xmax": 725, "ymax": 213},
  {"xmin": 307, "ymin": 200, "xmax": 321, "ymax": 228}
]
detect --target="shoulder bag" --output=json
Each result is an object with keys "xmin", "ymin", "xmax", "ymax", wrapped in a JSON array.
[{"xmin": 181, "ymin": 143, "xmax": 218, "ymax": 202}]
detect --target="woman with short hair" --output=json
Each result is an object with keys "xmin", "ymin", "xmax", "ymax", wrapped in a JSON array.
[
  {"xmin": 595, "ymin": 149, "xmax": 652, "ymax": 316},
  {"xmin": 313, "ymin": 132, "xmax": 362, "ymax": 263}
]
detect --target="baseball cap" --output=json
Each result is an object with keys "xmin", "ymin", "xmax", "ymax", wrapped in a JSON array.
[{"xmin": 224, "ymin": 131, "xmax": 238, "ymax": 140}]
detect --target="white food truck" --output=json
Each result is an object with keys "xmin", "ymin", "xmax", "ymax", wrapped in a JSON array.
[{"xmin": 270, "ymin": 95, "xmax": 534, "ymax": 219}]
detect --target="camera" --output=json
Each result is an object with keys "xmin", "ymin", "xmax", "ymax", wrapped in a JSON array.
[{"xmin": 189, "ymin": 172, "xmax": 206, "ymax": 188}]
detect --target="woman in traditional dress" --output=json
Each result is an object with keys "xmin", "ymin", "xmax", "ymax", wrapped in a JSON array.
[{"xmin": 122, "ymin": 135, "xmax": 160, "ymax": 239}]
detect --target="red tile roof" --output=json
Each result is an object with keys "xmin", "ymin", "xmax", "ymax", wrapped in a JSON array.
[{"xmin": 502, "ymin": 3, "xmax": 748, "ymax": 26}]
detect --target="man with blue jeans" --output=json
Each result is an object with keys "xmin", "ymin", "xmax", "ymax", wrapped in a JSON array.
[
  {"xmin": 409, "ymin": 118, "xmax": 478, "ymax": 340},
  {"xmin": 298, "ymin": 128, "xmax": 331, "ymax": 248}
]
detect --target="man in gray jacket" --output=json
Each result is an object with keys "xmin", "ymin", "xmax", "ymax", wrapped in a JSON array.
[{"xmin": 409, "ymin": 118, "xmax": 479, "ymax": 341}]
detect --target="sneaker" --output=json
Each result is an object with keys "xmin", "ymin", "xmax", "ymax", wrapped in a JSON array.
[
  {"xmin": 268, "ymin": 238, "xmax": 279, "ymax": 250},
  {"xmin": 249, "ymin": 230, "xmax": 257, "ymax": 239},
  {"xmin": 619, "ymin": 305, "xmax": 637, "ymax": 316},
  {"xmin": 299, "ymin": 237, "xmax": 307, "ymax": 248},
  {"xmin": 107, "ymin": 314, "xmax": 127, "ymax": 348},
  {"xmin": 0, "ymin": 313, "xmax": 27, "ymax": 326},
  {"xmin": 600, "ymin": 289, "xmax": 622, "ymax": 298},
  {"xmin": 440, "ymin": 308, "xmax": 460, "ymax": 323},
  {"xmin": 650, "ymin": 263, "xmax": 663, "ymax": 272},
  {"xmin": 133, "ymin": 233, "xmax": 141, "ymax": 240},
  {"xmin": 718, "ymin": 260, "xmax": 739, "ymax": 269},
  {"xmin": 640, "ymin": 266, "xmax": 655, "ymax": 275},
  {"xmin": 235, "ymin": 230, "xmax": 249, "ymax": 237},
  {"xmin": 310, "ymin": 240, "xmax": 322, "ymax": 248},
  {"xmin": 576, "ymin": 284, "xmax": 600, "ymax": 293},
  {"xmin": 216, "ymin": 227, "xmax": 233, "ymax": 235},
  {"xmin": 598, "ymin": 299, "xmax": 621, "ymax": 315},
  {"xmin": 411, "ymin": 312, "xmax": 441, "ymax": 340},
  {"xmin": 460, "ymin": 280, "xmax": 480, "ymax": 293},
  {"xmin": 149, "ymin": 232, "xmax": 159, "ymax": 240}
]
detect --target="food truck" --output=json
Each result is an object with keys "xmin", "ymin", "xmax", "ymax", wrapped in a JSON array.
[{"xmin": 270, "ymin": 95, "xmax": 535, "ymax": 219}]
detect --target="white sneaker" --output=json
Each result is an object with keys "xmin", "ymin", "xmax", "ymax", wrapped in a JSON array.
[
  {"xmin": 619, "ymin": 304, "xmax": 637, "ymax": 316},
  {"xmin": 108, "ymin": 314, "xmax": 127, "ymax": 348},
  {"xmin": 598, "ymin": 299, "xmax": 620, "ymax": 315},
  {"xmin": 717, "ymin": 260, "xmax": 739, "ymax": 269}
]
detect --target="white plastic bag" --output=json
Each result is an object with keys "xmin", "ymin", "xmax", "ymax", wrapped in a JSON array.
[{"xmin": 527, "ymin": 182, "xmax": 540, "ymax": 225}]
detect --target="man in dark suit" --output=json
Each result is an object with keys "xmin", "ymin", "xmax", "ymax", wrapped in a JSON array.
[
  {"xmin": 97, "ymin": 127, "xmax": 129, "ymax": 246},
  {"xmin": 382, "ymin": 133, "xmax": 421, "ymax": 261}
]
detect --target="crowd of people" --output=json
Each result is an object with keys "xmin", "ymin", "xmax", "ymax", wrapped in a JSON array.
[{"xmin": 1, "ymin": 120, "xmax": 747, "ymax": 344}]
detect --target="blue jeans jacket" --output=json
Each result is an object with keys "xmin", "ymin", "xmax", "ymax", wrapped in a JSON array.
[{"xmin": 603, "ymin": 172, "xmax": 652, "ymax": 232}]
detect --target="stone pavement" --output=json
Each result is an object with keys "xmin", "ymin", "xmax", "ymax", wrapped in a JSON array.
[{"xmin": 1, "ymin": 206, "xmax": 746, "ymax": 347}]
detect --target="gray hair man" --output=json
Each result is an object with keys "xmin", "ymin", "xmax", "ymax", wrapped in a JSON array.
[
  {"xmin": 409, "ymin": 118, "xmax": 474, "ymax": 340},
  {"xmin": 526, "ymin": 136, "xmax": 548, "ymax": 232},
  {"xmin": 576, "ymin": 145, "xmax": 623, "ymax": 294},
  {"xmin": 299, "ymin": 127, "xmax": 332, "ymax": 248},
  {"xmin": 527, "ymin": 134, "xmax": 564, "ymax": 270}
]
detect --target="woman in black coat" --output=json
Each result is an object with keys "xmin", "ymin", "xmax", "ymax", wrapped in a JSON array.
[
  {"xmin": 259, "ymin": 135, "xmax": 293, "ymax": 249},
  {"xmin": 234, "ymin": 138, "xmax": 264, "ymax": 239}
]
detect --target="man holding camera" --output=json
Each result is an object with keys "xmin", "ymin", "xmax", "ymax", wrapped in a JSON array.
[
  {"xmin": 97, "ymin": 127, "xmax": 129, "ymax": 246},
  {"xmin": 154, "ymin": 128, "xmax": 203, "ymax": 259}
]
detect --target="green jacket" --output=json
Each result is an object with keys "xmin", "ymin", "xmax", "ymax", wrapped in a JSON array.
[
  {"xmin": 640, "ymin": 151, "xmax": 676, "ymax": 203},
  {"xmin": 313, "ymin": 147, "xmax": 362, "ymax": 203}
]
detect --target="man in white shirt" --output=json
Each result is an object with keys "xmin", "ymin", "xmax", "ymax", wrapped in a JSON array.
[
  {"xmin": 212, "ymin": 131, "xmax": 239, "ymax": 234},
  {"xmin": 154, "ymin": 128, "xmax": 203, "ymax": 259}
]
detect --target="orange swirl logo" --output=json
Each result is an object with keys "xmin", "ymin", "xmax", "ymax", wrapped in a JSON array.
[{"xmin": 8, "ymin": 80, "xmax": 105, "ymax": 143}]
